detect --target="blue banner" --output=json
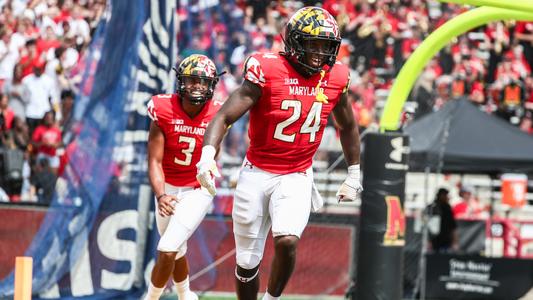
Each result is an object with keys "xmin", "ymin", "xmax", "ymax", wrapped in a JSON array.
[
  {"xmin": 0, "ymin": 0, "xmax": 234, "ymax": 298},
  {"xmin": 0, "ymin": 0, "xmax": 178, "ymax": 298}
]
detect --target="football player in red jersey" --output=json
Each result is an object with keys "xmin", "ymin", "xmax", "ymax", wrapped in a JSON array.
[
  {"xmin": 196, "ymin": 7, "xmax": 363, "ymax": 300},
  {"xmin": 144, "ymin": 54, "xmax": 223, "ymax": 300}
]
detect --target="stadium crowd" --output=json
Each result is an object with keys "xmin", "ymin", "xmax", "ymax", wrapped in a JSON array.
[
  {"xmin": 0, "ymin": 0, "xmax": 105, "ymax": 202},
  {"xmin": 177, "ymin": 0, "xmax": 533, "ymax": 161},
  {"xmin": 1, "ymin": 0, "xmax": 532, "ymax": 204}
]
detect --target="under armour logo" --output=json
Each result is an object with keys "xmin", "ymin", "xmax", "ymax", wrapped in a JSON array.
[
  {"xmin": 200, "ymin": 122, "xmax": 209, "ymax": 127},
  {"xmin": 389, "ymin": 137, "xmax": 409, "ymax": 162}
]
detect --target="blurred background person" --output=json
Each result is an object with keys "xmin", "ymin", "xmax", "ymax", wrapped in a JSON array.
[{"xmin": 427, "ymin": 188, "xmax": 458, "ymax": 253}]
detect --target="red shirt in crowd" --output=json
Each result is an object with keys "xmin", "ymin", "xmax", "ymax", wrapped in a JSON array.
[
  {"xmin": 1, "ymin": 109, "xmax": 14, "ymax": 131},
  {"xmin": 37, "ymin": 38, "xmax": 61, "ymax": 54},
  {"xmin": 32, "ymin": 125, "xmax": 62, "ymax": 156}
]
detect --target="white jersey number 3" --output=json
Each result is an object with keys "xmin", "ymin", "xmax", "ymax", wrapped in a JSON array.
[
  {"xmin": 174, "ymin": 136, "xmax": 196, "ymax": 166},
  {"xmin": 273, "ymin": 100, "xmax": 322, "ymax": 143}
]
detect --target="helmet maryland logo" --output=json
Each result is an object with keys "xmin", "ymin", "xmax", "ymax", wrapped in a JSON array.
[
  {"xmin": 383, "ymin": 196, "xmax": 406, "ymax": 246},
  {"xmin": 178, "ymin": 54, "xmax": 217, "ymax": 78},
  {"xmin": 288, "ymin": 7, "xmax": 340, "ymax": 38}
]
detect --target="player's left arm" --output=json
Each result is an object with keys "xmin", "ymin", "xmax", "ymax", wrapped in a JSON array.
[
  {"xmin": 332, "ymin": 91, "xmax": 363, "ymax": 202},
  {"xmin": 333, "ymin": 91, "xmax": 360, "ymax": 165}
]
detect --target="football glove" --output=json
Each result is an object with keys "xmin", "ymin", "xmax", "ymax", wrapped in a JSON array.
[
  {"xmin": 336, "ymin": 164, "xmax": 363, "ymax": 202},
  {"xmin": 196, "ymin": 145, "xmax": 220, "ymax": 196}
]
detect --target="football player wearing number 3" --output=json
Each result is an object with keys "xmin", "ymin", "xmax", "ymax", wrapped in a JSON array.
[
  {"xmin": 196, "ymin": 7, "xmax": 363, "ymax": 300},
  {"xmin": 144, "ymin": 54, "xmax": 223, "ymax": 300}
]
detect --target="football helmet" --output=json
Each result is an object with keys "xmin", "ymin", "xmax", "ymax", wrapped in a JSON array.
[
  {"xmin": 283, "ymin": 7, "xmax": 341, "ymax": 77},
  {"xmin": 176, "ymin": 54, "xmax": 219, "ymax": 105}
]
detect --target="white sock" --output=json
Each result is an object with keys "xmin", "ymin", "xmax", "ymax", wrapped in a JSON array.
[
  {"xmin": 262, "ymin": 291, "xmax": 280, "ymax": 300},
  {"xmin": 144, "ymin": 281, "xmax": 164, "ymax": 300},
  {"xmin": 174, "ymin": 276, "xmax": 191, "ymax": 300}
]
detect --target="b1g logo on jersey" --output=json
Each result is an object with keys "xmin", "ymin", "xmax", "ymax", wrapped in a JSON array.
[
  {"xmin": 383, "ymin": 195, "xmax": 405, "ymax": 246},
  {"xmin": 285, "ymin": 78, "xmax": 299, "ymax": 85}
]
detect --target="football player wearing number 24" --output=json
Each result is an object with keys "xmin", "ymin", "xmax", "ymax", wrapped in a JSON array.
[
  {"xmin": 196, "ymin": 7, "xmax": 363, "ymax": 300},
  {"xmin": 145, "ymin": 54, "xmax": 224, "ymax": 300}
]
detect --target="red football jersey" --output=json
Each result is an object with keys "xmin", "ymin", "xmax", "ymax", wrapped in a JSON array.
[
  {"xmin": 147, "ymin": 94, "xmax": 221, "ymax": 186},
  {"xmin": 244, "ymin": 52, "xmax": 350, "ymax": 174}
]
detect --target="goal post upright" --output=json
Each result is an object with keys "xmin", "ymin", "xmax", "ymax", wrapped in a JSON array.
[{"xmin": 379, "ymin": 5, "xmax": 533, "ymax": 132}]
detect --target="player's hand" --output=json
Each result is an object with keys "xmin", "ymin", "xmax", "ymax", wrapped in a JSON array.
[
  {"xmin": 336, "ymin": 164, "xmax": 363, "ymax": 202},
  {"xmin": 157, "ymin": 194, "xmax": 178, "ymax": 217},
  {"xmin": 196, "ymin": 145, "xmax": 220, "ymax": 196}
]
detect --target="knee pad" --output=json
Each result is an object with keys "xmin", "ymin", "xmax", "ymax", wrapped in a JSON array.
[{"xmin": 235, "ymin": 267, "xmax": 259, "ymax": 283}]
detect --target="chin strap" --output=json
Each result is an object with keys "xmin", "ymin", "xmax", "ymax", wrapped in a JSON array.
[{"xmin": 315, "ymin": 70, "xmax": 328, "ymax": 103}]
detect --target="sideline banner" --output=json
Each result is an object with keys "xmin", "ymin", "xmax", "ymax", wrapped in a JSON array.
[{"xmin": 425, "ymin": 253, "xmax": 533, "ymax": 299}]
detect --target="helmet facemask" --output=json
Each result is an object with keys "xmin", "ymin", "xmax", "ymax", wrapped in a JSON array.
[
  {"xmin": 177, "ymin": 74, "xmax": 218, "ymax": 105},
  {"xmin": 288, "ymin": 34, "xmax": 340, "ymax": 76}
]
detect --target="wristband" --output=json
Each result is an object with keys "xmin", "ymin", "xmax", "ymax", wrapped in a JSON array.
[
  {"xmin": 200, "ymin": 145, "xmax": 216, "ymax": 162},
  {"xmin": 156, "ymin": 193, "xmax": 167, "ymax": 200},
  {"xmin": 348, "ymin": 164, "xmax": 360, "ymax": 176}
]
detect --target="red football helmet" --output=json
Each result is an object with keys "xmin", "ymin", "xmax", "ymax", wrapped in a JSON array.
[
  {"xmin": 176, "ymin": 54, "xmax": 219, "ymax": 105},
  {"xmin": 283, "ymin": 7, "xmax": 341, "ymax": 77}
]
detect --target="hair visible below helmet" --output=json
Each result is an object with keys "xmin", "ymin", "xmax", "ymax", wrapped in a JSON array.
[
  {"xmin": 176, "ymin": 54, "xmax": 219, "ymax": 105},
  {"xmin": 283, "ymin": 7, "xmax": 341, "ymax": 77}
]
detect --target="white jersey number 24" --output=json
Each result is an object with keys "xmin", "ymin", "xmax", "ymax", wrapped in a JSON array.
[{"xmin": 273, "ymin": 100, "xmax": 322, "ymax": 143}]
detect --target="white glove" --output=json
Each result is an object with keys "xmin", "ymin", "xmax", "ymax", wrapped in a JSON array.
[
  {"xmin": 196, "ymin": 145, "xmax": 220, "ymax": 196},
  {"xmin": 336, "ymin": 164, "xmax": 363, "ymax": 202}
]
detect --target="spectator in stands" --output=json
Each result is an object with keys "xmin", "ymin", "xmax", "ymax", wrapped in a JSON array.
[
  {"xmin": 8, "ymin": 116, "xmax": 29, "ymax": 151},
  {"xmin": 22, "ymin": 61, "xmax": 58, "ymax": 134},
  {"xmin": 0, "ymin": 92, "xmax": 14, "ymax": 148},
  {"xmin": 0, "ymin": 92, "xmax": 14, "ymax": 135},
  {"xmin": 30, "ymin": 157, "xmax": 56, "ymax": 204},
  {"xmin": 452, "ymin": 185, "xmax": 488, "ymax": 219},
  {"xmin": 59, "ymin": 89, "xmax": 74, "ymax": 127},
  {"xmin": 469, "ymin": 73, "xmax": 486, "ymax": 105},
  {"xmin": 427, "ymin": 188, "xmax": 458, "ymax": 253},
  {"xmin": 525, "ymin": 76, "xmax": 533, "ymax": 113},
  {"xmin": 350, "ymin": 90, "xmax": 374, "ymax": 131},
  {"xmin": 68, "ymin": 4, "xmax": 91, "ymax": 45},
  {"xmin": 484, "ymin": 22, "xmax": 510, "ymax": 83},
  {"xmin": 495, "ymin": 79, "xmax": 525, "ymax": 124},
  {"xmin": 0, "ymin": 26, "xmax": 19, "ymax": 92},
  {"xmin": 36, "ymin": 25, "xmax": 60, "ymax": 56},
  {"xmin": 520, "ymin": 111, "xmax": 533, "ymax": 135},
  {"xmin": 515, "ymin": 22, "xmax": 533, "ymax": 72},
  {"xmin": 18, "ymin": 39, "xmax": 42, "ymax": 78},
  {"xmin": 3, "ymin": 65, "xmax": 25, "ymax": 120},
  {"xmin": 31, "ymin": 110, "xmax": 62, "ymax": 173}
]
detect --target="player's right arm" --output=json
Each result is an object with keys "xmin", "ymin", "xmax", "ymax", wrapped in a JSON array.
[
  {"xmin": 203, "ymin": 80, "xmax": 261, "ymax": 148},
  {"xmin": 147, "ymin": 98, "xmax": 178, "ymax": 216},
  {"xmin": 196, "ymin": 80, "xmax": 261, "ymax": 196}
]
